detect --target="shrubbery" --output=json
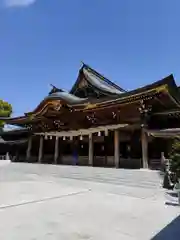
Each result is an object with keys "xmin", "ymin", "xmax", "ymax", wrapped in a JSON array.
[
  {"xmin": 169, "ymin": 139, "xmax": 180, "ymax": 179},
  {"xmin": 0, "ymin": 99, "xmax": 12, "ymax": 130}
]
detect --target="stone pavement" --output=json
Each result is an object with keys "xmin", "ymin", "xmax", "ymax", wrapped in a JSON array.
[{"xmin": 0, "ymin": 162, "xmax": 179, "ymax": 240}]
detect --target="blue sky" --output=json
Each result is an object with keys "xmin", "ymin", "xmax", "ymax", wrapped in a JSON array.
[{"xmin": 0, "ymin": 0, "xmax": 180, "ymax": 116}]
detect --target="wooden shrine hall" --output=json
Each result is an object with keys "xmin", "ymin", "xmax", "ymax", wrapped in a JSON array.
[{"xmin": 2, "ymin": 63, "xmax": 180, "ymax": 169}]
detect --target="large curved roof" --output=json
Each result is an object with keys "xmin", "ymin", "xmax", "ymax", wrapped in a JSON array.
[
  {"xmin": 1, "ymin": 65, "xmax": 180, "ymax": 128},
  {"xmin": 32, "ymin": 63, "xmax": 125, "ymax": 112},
  {"xmin": 82, "ymin": 68, "xmax": 123, "ymax": 95},
  {"xmin": 70, "ymin": 63, "xmax": 126, "ymax": 95}
]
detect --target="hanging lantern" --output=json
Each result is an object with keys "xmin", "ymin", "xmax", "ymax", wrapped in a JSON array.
[
  {"xmin": 80, "ymin": 135, "xmax": 83, "ymax": 141},
  {"xmin": 105, "ymin": 129, "xmax": 108, "ymax": 136},
  {"xmin": 45, "ymin": 134, "xmax": 48, "ymax": 140},
  {"xmin": 98, "ymin": 131, "xmax": 101, "ymax": 137},
  {"xmin": 63, "ymin": 136, "xmax": 66, "ymax": 141},
  {"xmin": 50, "ymin": 135, "xmax": 52, "ymax": 140}
]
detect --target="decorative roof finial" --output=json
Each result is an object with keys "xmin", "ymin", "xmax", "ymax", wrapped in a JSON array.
[
  {"xmin": 80, "ymin": 61, "xmax": 85, "ymax": 68},
  {"xmin": 48, "ymin": 84, "xmax": 63, "ymax": 95}
]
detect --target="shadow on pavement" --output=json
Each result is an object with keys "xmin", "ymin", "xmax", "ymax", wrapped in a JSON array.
[{"xmin": 151, "ymin": 215, "xmax": 180, "ymax": 240}]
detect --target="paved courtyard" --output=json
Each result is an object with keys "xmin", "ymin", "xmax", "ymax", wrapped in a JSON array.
[{"xmin": 0, "ymin": 162, "xmax": 179, "ymax": 240}]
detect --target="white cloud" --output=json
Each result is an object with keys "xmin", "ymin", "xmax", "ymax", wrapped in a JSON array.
[{"xmin": 4, "ymin": 0, "xmax": 36, "ymax": 7}]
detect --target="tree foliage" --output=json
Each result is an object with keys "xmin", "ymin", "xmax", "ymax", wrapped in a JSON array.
[
  {"xmin": 0, "ymin": 99, "xmax": 12, "ymax": 129},
  {"xmin": 169, "ymin": 138, "xmax": 180, "ymax": 179}
]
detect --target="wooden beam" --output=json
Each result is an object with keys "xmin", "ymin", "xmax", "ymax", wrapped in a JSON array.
[
  {"xmin": 35, "ymin": 123, "xmax": 129, "ymax": 137},
  {"xmin": 141, "ymin": 127, "xmax": 148, "ymax": 168},
  {"xmin": 153, "ymin": 110, "xmax": 180, "ymax": 116}
]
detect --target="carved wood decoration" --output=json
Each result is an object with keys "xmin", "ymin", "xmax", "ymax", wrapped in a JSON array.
[
  {"xmin": 86, "ymin": 112, "xmax": 96, "ymax": 124},
  {"xmin": 20, "ymin": 100, "xmax": 146, "ymax": 132},
  {"xmin": 53, "ymin": 120, "xmax": 65, "ymax": 130},
  {"xmin": 27, "ymin": 100, "xmax": 62, "ymax": 119},
  {"xmin": 138, "ymin": 100, "xmax": 152, "ymax": 127}
]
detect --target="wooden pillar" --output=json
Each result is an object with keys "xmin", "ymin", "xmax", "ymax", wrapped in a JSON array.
[
  {"xmin": 88, "ymin": 133, "xmax": 93, "ymax": 166},
  {"xmin": 54, "ymin": 137, "xmax": 59, "ymax": 164},
  {"xmin": 26, "ymin": 136, "xmax": 32, "ymax": 161},
  {"xmin": 104, "ymin": 136, "xmax": 108, "ymax": 166},
  {"xmin": 73, "ymin": 139, "xmax": 78, "ymax": 165},
  {"xmin": 38, "ymin": 136, "xmax": 43, "ymax": 163},
  {"xmin": 141, "ymin": 128, "xmax": 148, "ymax": 168},
  {"xmin": 114, "ymin": 129, "xmax": 120, "ymax": 168}
]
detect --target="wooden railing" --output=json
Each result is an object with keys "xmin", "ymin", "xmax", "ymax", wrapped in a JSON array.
[
  {"xmin": 0, "ymin": 155, "xmax": 6, "ymax": 160},
  {"xmin": 0, "ymin": 153, "xmax": 12, "ymax": 160}
]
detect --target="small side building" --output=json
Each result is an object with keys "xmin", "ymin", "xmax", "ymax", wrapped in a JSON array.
[{"xmin": 0, "ymin": 128, "xmax": 29, "ymax": 161}]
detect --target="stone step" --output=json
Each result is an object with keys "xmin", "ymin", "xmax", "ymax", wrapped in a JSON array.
[{"xmin": 3, "ymin": 163, "xmax": 163, "ymax": 189}]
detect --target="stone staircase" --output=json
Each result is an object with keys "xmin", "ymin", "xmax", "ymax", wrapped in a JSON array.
[{"xmin": 2, "ymin": 163, "xmax": 163, "ymax": 190}]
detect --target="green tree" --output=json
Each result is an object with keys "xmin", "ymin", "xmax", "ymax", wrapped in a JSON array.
[
  {"xmin": 0, "ymin": 99, "xmax": 12, "ymax": 130},
  {"xmin": 169, "ymin": 138, "xmax": 180, "ymax": 180}
]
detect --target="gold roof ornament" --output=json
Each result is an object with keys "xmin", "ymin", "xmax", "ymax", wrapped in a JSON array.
[
  {"xmin": 156, "ymin": 84, "xmax": 168, "ymax": 93},
  {"xmin": 28, "ymin": 114, "xmax": 34, "ymax": 120},
  {"xmin": 85, "ymin": 103, "xmax": 98, "ymax": 110}
]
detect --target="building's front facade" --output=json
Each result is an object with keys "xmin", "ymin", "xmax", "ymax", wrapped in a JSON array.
[{"xmin": 2, "ymin": 63, "xmax": 180, "ymax": 169}]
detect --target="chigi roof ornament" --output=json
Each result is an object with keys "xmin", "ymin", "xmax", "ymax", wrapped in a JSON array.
[{"xmin": 49, "ymin": 84, "xmax": 64, "ymax": 95}]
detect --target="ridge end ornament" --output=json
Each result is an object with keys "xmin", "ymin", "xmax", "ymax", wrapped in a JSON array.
[{"xmin": 80, "ymin": 61, "xmax": 85, "ymax": 68}]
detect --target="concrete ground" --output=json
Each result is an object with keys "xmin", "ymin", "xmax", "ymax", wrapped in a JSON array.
[{"xmin": 0, "ymin": 162, "xmax": 179, "ymax": 240}]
